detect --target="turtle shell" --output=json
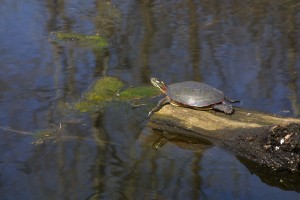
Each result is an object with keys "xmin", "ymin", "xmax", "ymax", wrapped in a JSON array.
[{"xmin": 166, "ymin": 81, "xmax": 224, "ymax": 107}]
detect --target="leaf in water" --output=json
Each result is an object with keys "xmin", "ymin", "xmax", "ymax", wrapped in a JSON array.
[{"xmin": 49, "ymin": 32, "xmax": 108, "ymax": 49}]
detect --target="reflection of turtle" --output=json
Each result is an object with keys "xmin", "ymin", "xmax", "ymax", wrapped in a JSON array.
[{"xmin": 149, "ymin": 78, "xmax": 239, "ymax": 116}]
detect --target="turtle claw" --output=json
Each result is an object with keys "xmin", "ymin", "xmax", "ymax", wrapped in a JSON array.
[{"xmin": 148, "ymin": 111, "xmax": 153, "ymax": 117}]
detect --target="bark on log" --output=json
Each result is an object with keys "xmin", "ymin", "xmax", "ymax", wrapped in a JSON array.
[{"xmin": 147, "ymin": 105, "xmax": 300, "ymax": 173}]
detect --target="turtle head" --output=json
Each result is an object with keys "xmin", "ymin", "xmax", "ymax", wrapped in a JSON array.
[{"xmin": 150, "ymin": 78, "xmax": 167, "ymax": 93}]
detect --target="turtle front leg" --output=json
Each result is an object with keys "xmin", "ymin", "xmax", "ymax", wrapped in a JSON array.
[
  {"xmin": 212, "ymin": 101, "xmax": 233, "ymax": 114},
  {"xmin": 148, "ymin": 96, "xmax": 170, "ymax": 116}
]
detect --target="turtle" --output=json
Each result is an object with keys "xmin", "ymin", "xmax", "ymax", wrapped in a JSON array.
[{"xmin": 148, "ymin": 78, "xmax": 239, "ymax": 116}]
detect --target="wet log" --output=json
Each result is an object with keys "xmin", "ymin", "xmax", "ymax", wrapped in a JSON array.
[{"xmin": 147, "ymin": 105, "xmax": 300, "ymax": 173}]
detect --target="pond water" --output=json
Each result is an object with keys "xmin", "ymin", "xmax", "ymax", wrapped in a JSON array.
[{"xmin": 0, "ymin": 0, "xmax": 300, "ymax": 199}]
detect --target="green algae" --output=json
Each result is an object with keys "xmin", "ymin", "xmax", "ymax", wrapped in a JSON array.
[
  {"xmin": 74, "ymin": 76, "xmax": 161, "ymax": 113},
  {"xmin": 49, "ymin": 32, "xmax": 108, "ymax": 48}
]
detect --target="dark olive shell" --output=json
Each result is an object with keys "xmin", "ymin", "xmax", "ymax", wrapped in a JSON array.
[{"xmin": 166, "ymin": 81, "xmax": 224, "ymax": 107}]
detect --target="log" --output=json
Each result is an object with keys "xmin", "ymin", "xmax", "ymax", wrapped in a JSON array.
[{"xmin": 147, "ymin": 105, "xmax": 300, "ymax": 173}]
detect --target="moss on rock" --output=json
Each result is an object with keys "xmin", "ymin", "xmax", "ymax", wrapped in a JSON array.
[
  {"xmin": 74, "ymin": 76, "xmax": 161, "ymax": 113},
  {"xmin": 118, "ymin": 86, "xmax": 160, "ymax": 100}
]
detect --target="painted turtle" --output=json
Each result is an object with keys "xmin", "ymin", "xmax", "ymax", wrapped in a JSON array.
[{"xmin": 149, "ymin": 78, "xmax": 239, "ymax": 116}]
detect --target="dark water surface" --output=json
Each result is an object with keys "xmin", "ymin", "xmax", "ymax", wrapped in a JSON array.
[{"xmin": 0, "ymin": 0, "xmax": 300, "ymax": 199}]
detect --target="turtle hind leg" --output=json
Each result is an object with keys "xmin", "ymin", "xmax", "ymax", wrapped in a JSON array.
[
  {"xmin": 148, "ymin": 97, "xmax": 170, "ymax": 117},
  {"xmin": 212, "ymin": 102, "xmax": 233, "ymax": 114},
  {"xmin": 225, "ymin": 97, "xmax": 240, "ymax": 103}
]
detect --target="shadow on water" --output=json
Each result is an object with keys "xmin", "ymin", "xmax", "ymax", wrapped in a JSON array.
[{"xmin": 0, "ymin": 0, "xmax": 300, "ymax": 199}]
